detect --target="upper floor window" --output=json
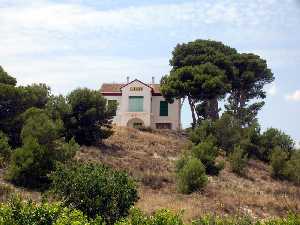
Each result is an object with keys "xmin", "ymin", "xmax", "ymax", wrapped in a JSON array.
[
  {"xmin": 129, "ymin": 96, "xmax": 144, "ymax": 112},
  {"xmin": 160, "ymin": 101, "xmax": 168, "ymax": 116}
]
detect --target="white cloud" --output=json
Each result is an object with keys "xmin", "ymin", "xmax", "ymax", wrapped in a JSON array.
[
  {"xmin": 2, "ymin": 55, "xmax": 170, "ymax": 94},
  {"xmin": 286, "ymin": 90, "xmax": 300, "ymax": 102},
  {"xmin": 266, "ymin": 83, "xmax": 277, "ymax": 96},
  {"xmin": 1, "ymin": 0, "xmax": 298, "ymax": 56}
]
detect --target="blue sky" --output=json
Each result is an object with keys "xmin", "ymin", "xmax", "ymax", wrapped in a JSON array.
[{"xmin": 1, "ymin": 0, "xmax": 300, "ymax": 144}]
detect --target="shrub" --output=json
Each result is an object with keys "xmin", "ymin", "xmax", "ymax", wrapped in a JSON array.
[
  {"xmin": 116, "ymin": 208, "xmax": 184, "ymax": 225},
  {"xmin": 228, "ymin": 146, "xmax": 248, "ymax": 176},
  {"xmin": 270, "ymin": 146, "xmax": 288, "ymax": 179},
  {"xmin": 7, "ymin": 108, "xmax": 79, "ymax": 188},
  {"xmin": 191, "ymin": 138, "xmax": 224, "ymax": 175},
  {"xmin": 284, "ymin": 151, "xmax": 300, "ymax": 184},
  {"xmin": 65, "ymin": 88, "xmax": 116, "ymax": 146},
  {"xmin": 50, "ymin": 162, "xmax": 138, "ymax": 224},
  {"xmin": 0, "ymin": 195, "xmax": 105, "ymax": 225},
  {"xmin": 176, "ymin": 157, "xmax": 208, "ymax": 194},
  {"xmin": 260, "ymin": 128, "xmax": 295, "ymax": 162},
  {"xmin": 0, "ymin": 131, "xmax": 12, "ymax": 167}
]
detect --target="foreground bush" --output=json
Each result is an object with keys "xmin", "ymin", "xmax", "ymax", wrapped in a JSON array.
[
  {"xmin": 7, "ymin": 108, "xmax": 79, "ymax": 188},
  {"xmin": 0, "ymin": 196, "xmax": 105, "ymax": 225},
  {"xmin": 192, "ymin": 214, "xmax": 300, "ymax": 225},
  {"xmin": 191, "ymin": 138, "xmax": 224, "ymax": 175},
  {"xmin": 116, "ymin": 208, "xmax": 184, "ymax": 225},
  {"xmin": 228, "ymin": 146, "xmax": 248, "ymax": 176},
  {"xmin": 176, "ymin": 157, "xmax": 208, "ymax": 194},
  {"xmin": 50, "ymin": 162, "xmax": 138, "ymax": 224}
]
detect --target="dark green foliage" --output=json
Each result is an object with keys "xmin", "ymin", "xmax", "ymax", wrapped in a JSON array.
[
  {"xmin": 284, "ymin": 151, "xmax": 300, "ymax": 184},
  {"xmin": 225, "ymin": 53, "xmax": 274, "ymax": 127},
  {"xmin": 190, "ymin": 113, "xmax": 242, "ymax": 154},
  {"xmin": 7, "ymin": 108, "xmax": 79, "ymax": 188},
  {"xmin": 0, "ymin": 196, "xmax": 105, "ymax": 225},
  {"xmin": 176, "ymin": 157, "xmax": 208, "ymax": 194},
  {"xmin": 45, "ymin": 94, "xmax": 71, "ymax": 121},
  {"xmin": 191, "ymin": 138, "xmax": 224, "ymax": 175},
  {"xmin": 260, "ymin": 128, "xmax": 295, "ymax": 162},
  {"xmin": 161, "ymin": 39, "xmax": 236, "ymax": 126},
  {"xmin": 65, "ymin": 88, "xmax": 116, "ymax": 146},
  {"xmin": 270, "ymin": 147, "xmax": 288, "ymax": 179},
  {"xmin": 228, "ymin": 146, "xmax": 248, "ymax": 176},
  {"xmin": 50, "ymin": 162, "xmax": 138, "ymax": 224},
  {"xmin": 0, "ymin": 131, "xmax": 12, "ymax": 167},
  {"xmin": 0, "ymin": 80, "xmax": 50, "ymax": 147},
  {"xmin": 0, "ymin": 65, "xmax": 16, "ymax": 86}
]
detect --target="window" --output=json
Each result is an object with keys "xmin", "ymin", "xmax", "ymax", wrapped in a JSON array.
[
  {"xmin": 107, "ymin": 100, "xmax": 117, "ymax": 116},
  {"xmin": 156, "ymin": 123, "xmax": 172, "ymax": 129},
  {"xmin": 160, "ymin": 101, "xmax": 168, "ymax": 116},
  {"xmin": 129, "ymin": 96, "xmax": 144, "ymax": 112}
]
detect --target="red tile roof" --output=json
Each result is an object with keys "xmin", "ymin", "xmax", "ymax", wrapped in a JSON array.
[{"xmin": 100, "ymin": 81, "xmax": 161, "ymax": 94}]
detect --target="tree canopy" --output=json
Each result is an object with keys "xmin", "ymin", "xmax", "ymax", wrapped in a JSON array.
[{"xmin": 161, "ymin": 39, "xmax": 274, "ymax": 127}]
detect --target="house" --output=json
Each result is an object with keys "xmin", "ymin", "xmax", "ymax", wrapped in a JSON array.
[{"xmin": 100, "ymin": 78, "xmax": 181, "ymax": 130}]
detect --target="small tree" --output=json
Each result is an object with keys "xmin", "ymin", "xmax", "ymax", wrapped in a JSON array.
[
  {"xmin": 176, "ymin": 157, "xmax": 208, "ymax": 194},
  {"xmin": 7, "ymin": 108, "xmax": 79, "ymax": 188},
  {"xmin": 50, "ymin": 162, "xmax": 138, "ymax": 224},
  {"xmin": 191, "ymin": 138, "xmax": 223, "ymax": 175},
  {"xmin": 270, "ymin": 146, "xmax": 288, "ymax": 179},
  {"xmin": 260, "ymin": 128, "xmax": 295, "ymax": 162},
  {"xmin": 284, "ymin": 151, "xmax": 300, "ymax": 184},
  {"xmin": 229, "ymin": 146, "xmax": 248, "ymax": 176},
  {"xmin": 66, "ymin": 88, "xmax": 116, "ymax": 146}
]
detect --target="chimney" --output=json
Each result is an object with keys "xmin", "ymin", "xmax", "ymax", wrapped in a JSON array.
[
  {"xmin": 126, "ymin": 76, "xmax": 130, "ymax": 83},
  {"xmin": 152, "ymin": 76, "xmax": 155, "ymax": 84}
]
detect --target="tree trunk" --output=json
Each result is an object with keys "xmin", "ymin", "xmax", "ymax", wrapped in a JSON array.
[
  {"xmin": 206, "ymin": 98, "xmax": 219, "ymax": 120},
  {"xmin": 188, "ymin": 96, "xmax": 197, "ymax": 128}
]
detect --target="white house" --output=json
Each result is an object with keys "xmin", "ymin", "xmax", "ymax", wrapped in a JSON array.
[{"xmin": 100, "ymin": 78, "xmax": 181, "ymax": 130}]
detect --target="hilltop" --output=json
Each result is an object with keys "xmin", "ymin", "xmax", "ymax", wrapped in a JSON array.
[
  {"xmin": 78, "ymin": 127, "xmax": 299, "ymax": 221},
  {"xmin": 1, "ymin": 127, "xmax": 299, "ymax": 222}
]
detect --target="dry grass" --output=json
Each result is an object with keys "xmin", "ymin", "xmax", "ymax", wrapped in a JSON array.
[
  {"xmin": 77, "ymin": 126, "xmax": 300, "ymax": 222},
  {"xmin": 0, "ymin": 126, "xmax": 299, "ymax": 222}
]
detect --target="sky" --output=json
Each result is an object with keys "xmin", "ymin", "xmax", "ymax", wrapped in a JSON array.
[{"xmin": 0, "ymin": 0, "xmax": 300, "ymax": 145}]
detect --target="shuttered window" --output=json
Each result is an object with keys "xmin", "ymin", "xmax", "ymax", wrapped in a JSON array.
[
  {"xmin": 129, "ymin": 96, "xmax": 144, "ymax": 112},
  {"xmin": 160, "ymin": 101, "xmax": 168, "ymax": 116}
]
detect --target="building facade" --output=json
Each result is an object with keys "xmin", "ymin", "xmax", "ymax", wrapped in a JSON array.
[{"xmin": 100, "ymin": 79, "xmax": 181, "ymax": 130}]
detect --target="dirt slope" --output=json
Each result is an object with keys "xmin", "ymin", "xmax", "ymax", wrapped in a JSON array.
[{"xmin": 77, "ymin": 127, "xmax": 300, "ymax": 222}]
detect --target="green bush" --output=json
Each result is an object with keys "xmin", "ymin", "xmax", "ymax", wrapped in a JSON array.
[
  {"xmin": 50, "ymin": 162, "xmax": 138, "ymax": 224},
  {"xmin": 65, "ymin": 88, "xmax": 116, "ymax": 146},
  {"xmin": 189, "ymin": 114, "xmax": 242, "ymax": 154},
  {"xmin": 7, "ymin": 108, "xmax": 79, "ymax": 188},
  {"xmin": 0, "ymin": 131, "xmax": 12, "ymax": 167},
  {"xmin": 191, "ymin": 138, "xmax": 224, "ymax": 175},
  {"xmin": 176, "ymin": 157, "xmax": 208, "ymax": 194},
  {"xmin": 192, "ymin": 214, "xmax": 300, "ymax": 225},
  {"xmin": 270, "ymin": 146, "xmax": 288, "ymax": 179},
  {"xmin": 260, "ymin": 128, "xmax": 295, "ymax": 162},
  {"xmin": 116, "ymin": 208, "xmax": 184, "ymax": 225},
  {"xmin": 0, "ymin": 196, "xmax": 105, "ymax": 225},
  {"xmin": 228, "ymin": 146, "xmax": 248, "ymax": 176},
  {"xmin": 284, "ymin": 151, "xmax": 300, "ymax": 184}
]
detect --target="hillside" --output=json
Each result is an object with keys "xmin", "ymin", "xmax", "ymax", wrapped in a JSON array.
[
  {"xmin": 1, "ymin": 127, "xmax": 299, "ymax": 222},
  {"xmin": 77, "ymin": 127, "xmax": 300, "ymax": 221}
]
